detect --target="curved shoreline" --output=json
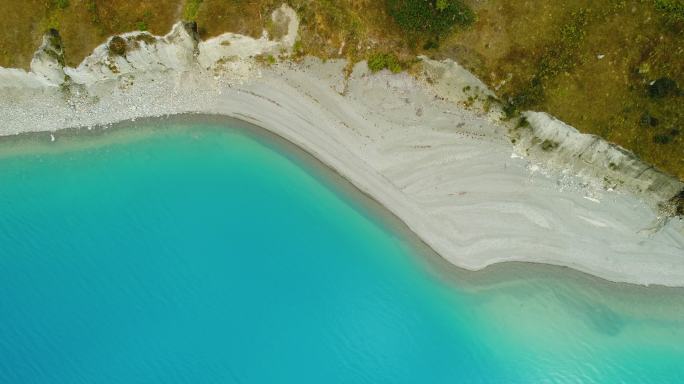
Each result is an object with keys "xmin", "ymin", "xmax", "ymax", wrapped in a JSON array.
[{"xmin": 1, "ymin": 6, "xmax": 683, "ymax": 287}]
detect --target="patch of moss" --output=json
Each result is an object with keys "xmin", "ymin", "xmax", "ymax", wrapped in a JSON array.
[
  {"xmin": 367, "ymin": 52, "xmax": 403, "ymax": 73},
  {"xmin": 648, "ymin": 77, "xmax": 680, "ymax": 98}
]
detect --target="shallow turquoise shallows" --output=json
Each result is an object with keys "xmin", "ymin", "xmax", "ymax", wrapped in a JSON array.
[{"xmin": 1, "ymin": 120, "xmax": 683, "ymax": 384}]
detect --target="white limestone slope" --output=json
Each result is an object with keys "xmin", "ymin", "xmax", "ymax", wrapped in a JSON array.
[{"xmin": 0, "ymin": 4, "xmax": 682, "ymax": 286}]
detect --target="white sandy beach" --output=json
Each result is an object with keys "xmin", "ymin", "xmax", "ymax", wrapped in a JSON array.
[{"xmin": 0, "ymin": 5, "xmax": 683, "ymax": 286}]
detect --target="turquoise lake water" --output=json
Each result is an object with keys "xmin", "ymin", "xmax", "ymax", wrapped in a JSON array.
[{"xmin": 0, "ymin": 120, "xmax": 683, "ymax": 383}]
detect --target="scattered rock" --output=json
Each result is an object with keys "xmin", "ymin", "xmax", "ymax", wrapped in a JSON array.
[{"xmin": 30, "ymin": 29, "xmax": 67, "ymax": 84}]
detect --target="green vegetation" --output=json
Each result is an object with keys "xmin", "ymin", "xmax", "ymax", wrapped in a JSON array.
[
  {"xmin": 516, "ymin": 116, "xmax": 530, "ymax": 129},
  {"xmin": 54, "ymin": 0, "xmax": 69, "ymax": 10},
  {"xmin": 648, "ymin": 77, "xmax": 680, "ymax": 99},
  {"xmin": 386, "ymin": 0, "xmax": 474, "ymax": 36},
  {"xmin": 654, "ymin": 134, "xmax": 673, "ymax": 144},
  {"xmin": 255, "ymin": 53, "xmax": 277, "ymax": 66},
  {"xmin": 44, "ymin": 29, "xmax": 65, "ymax": 67},
  {"xmin": 367, "ymin": 52, "xmax": 403, "ymax": 73},
  {"xmin": 184, "ymin": 0, "xmax": 203, "ymax": 21},
  {"xmin": 504, "ymin": 9, "xmax": 590, "ymax": 116},
  {"xmin": 654, "ymin": 0, "xmax": 684, "ymax": 22}
]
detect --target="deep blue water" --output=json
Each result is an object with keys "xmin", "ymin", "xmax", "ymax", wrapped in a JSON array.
[{"xmin": 0, "ymin": 121, "xmax": 683, "ymax": 383}]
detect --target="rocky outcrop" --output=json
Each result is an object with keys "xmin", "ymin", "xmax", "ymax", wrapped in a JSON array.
[
  {"xmin": 30, "ymin": 29, "xmax": 67, "ymax": 85},
  {"xmin": 515, "ymin": 112, "xmax": 684, "ymax": 207},
  {"xmin": 420, "ymin": 57, "xmax": 684, "ymax": 216}
]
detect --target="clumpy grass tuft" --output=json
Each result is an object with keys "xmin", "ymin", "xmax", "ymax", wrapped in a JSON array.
[{"xmin": 367, "ymin": 53, "xmax": 403, "ymax": 73}]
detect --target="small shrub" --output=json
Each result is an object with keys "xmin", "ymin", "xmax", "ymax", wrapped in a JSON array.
[
  {"xmin": 367, "ymin": 53, "xmax": 403, "ymax": 73},
  {"xmin": 516, "ymin": 116, "xmax": 530, "ymax": 129},
  {"xmin": 639, "ymin": 112, "xmax": 659, "ymax": 127},
  {"xmin": 422, "ymin": 40, "xmax": 439, "ymax": 50},
  {"xmin": 108, "ymin": 36, "xmax": 128, "ymax": 56},
  {"xmin": 654, "ymin": 134, "xmax": 673, "ymax": 144},
  {"xmin": 648, "ymin": 77, "xmax": 679, "ymax": 98},
  {"xmin": 654, "ymin": 0, "xmax": 684, "ymax": 23}
]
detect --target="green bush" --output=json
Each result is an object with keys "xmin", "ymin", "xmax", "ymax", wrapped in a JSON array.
[
  {"xmin": 654, "ymin": 134, "xmax": 673, "ymax": 144},
  {"xmin": 654, "ymin": 0, "xmax": 684, "ymax": 22},
  {"xmin": 386, "ymin": 0, "xmax": 474, "ymax": 35},
  {"xmin": 367, "ymin": 53, "xmax": 403, "ymax": 73}
]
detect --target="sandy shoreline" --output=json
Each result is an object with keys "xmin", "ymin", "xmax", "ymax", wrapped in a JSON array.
[{"xmin": 1, "ymin": 5, "xmax": 683, "ymax": 286}]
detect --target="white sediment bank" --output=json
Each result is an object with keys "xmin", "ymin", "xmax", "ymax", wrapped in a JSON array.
[{"xmin": 1, "ymin": 5, "xmax": 683, "ymax": 286}]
